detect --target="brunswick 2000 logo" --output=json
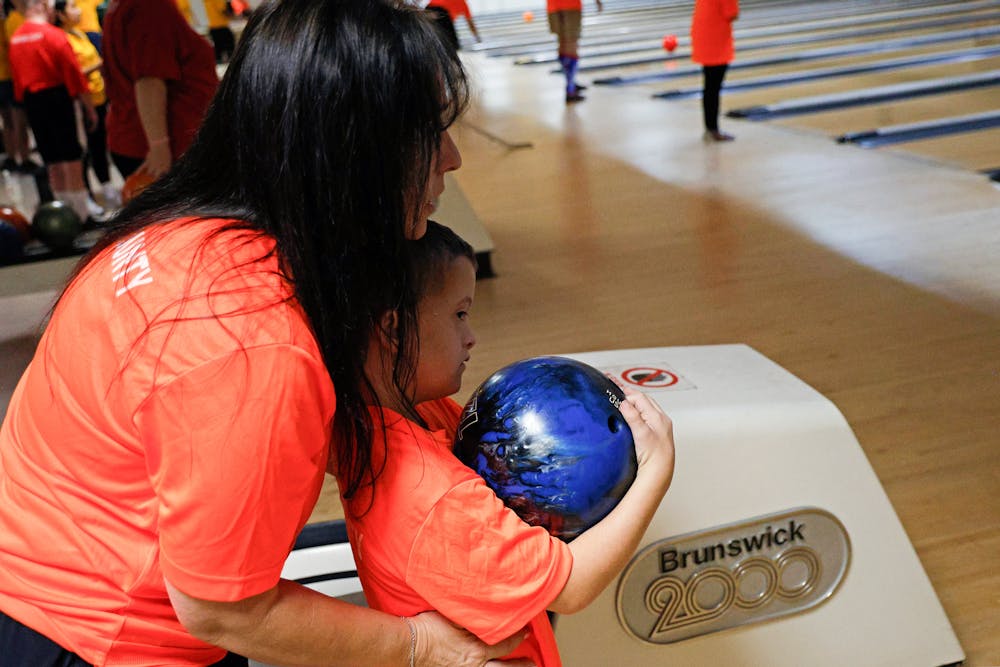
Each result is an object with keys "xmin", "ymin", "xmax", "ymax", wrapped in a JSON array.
[{"xmin": 616, "ymin": 508, "xmax": 850, "ymax": 644}]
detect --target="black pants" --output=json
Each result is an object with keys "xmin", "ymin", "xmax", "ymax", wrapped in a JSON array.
[
  {"xmin": 84, "ymin": 102, "xmax": 110, "ymax": 184},
  {"xmin": 210, "ymin": 26, "xmax": 236, "ymax": 64},
  {"xmin": 0, "ymin": 609, "xmax": 90, "ymax": 667},
  {"xmin": 23, "ymin": 85, "xmax": 82, "ymax": 164},
  {"xmin": 1, "ymin": 608, "xmax": 247, "ymax": 666},
  {"xmin": 701, "ymin": 64, "xmax": 728, "ymax": 132}
]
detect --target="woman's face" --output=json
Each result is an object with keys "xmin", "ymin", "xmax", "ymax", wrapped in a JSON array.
[{"xmin": 409, "ymin": 130, "xmax": 462, "ymax": 240}]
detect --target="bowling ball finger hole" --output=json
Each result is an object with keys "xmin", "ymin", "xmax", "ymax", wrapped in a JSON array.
[{"xmin": 608, "ymin": 415, "xmax": 624, "ymax": 433}]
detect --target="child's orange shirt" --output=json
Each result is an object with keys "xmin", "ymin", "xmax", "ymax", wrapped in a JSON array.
[{"xmin": 341, "ymin": 398, "xmax": 572, "ymax": 666}]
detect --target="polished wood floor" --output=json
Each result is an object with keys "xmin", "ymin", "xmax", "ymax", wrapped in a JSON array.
[{"xmin": 308, "ymin": 4, "xmax": 1000, "ymax": 663}]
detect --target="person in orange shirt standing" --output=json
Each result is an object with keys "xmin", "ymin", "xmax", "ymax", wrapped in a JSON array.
[
  {"xmin": 547, "ymin": 0, "xmax": 600, "ymax": 103},
  {"xmin": 691, "ymin": 0, "xmax": 739, "ymax": 141}
]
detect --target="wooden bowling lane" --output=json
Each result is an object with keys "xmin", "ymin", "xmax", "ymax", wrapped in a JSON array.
[
  {"xmin": 768, "ymin": 84, "xmax": 1000, "ymax": 135},
  {"xmin": 468, "ymin": 0, "xmax": 972, "ymax": 59},
  {"xmin": 717, "ymin": 54, "xmax": 1000, "ymax": 109},
  {"xmin": 569, "ymin": 1, "xmax": 1000, "ymax": 76},
  {"xmin": 572, "ymin": 5, "xmax": 1000, "ymax": 72},
  {"xmin": 887, "ymin": 126, "xmax": 1000, "ymax": 171},
  {"xmin": 713, "ymin": 56, "xmax": 1000, "ymax": 170},
  {"xmin": 589, "ymin": 20, "xmax": 1000, "ymax": 91}
]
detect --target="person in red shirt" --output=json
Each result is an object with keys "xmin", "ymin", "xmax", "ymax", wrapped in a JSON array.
[
  {"xmin": 425, "ymin": 0, "xmax": 480, "ymax": 51},
  {"xmin": 7, "ymin": 0, "xmax": 96, "ymax": 220},
  {"xmin": 691, "ymin": 0, "xmax": 739, "ymax": 141},
  {"xmin": 0, "ymin": 0, "xmax": 39, "ymax": 174},
  {"xmin": 547, "ymin": 0, "xmax": 601, "ymax": 103},
  {"xmin": 0, "ymin": 2, "xmax": 530, "ymax": 666},
  {"xmin": 101, "ymin": 0, "xmax": 218, "ymax": 179},
  {"xmin": 342, "ymin": 222, "xmax": 677, "ymax": 666}
]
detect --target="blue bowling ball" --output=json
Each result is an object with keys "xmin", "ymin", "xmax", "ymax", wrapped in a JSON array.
[
  {"xmin": 0, "ymin": 219, "xmax": 25, "ymax": 264},
  {"xmin": 454, "ymin": 356, "xmax": 637, "ymax": 541}
]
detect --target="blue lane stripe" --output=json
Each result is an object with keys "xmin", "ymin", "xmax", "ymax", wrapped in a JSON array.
[
  {"xmin": 728, "ymin": 72, "xmax": 1000, "ymax": 120},
  {"xmin": 836, "ymin": 112, "xmax": 1000, "ymax": 147},
  {"xmin": 650, "ymin": 46, "xmax": 1000, "ymax": 100}
]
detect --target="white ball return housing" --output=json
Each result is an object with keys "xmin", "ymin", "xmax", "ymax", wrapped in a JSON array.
[{"xmin": 274, "ymin": 345, "xmax": 963, "ymax": 667}]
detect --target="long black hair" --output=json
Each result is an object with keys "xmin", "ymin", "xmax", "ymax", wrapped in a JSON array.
[{"xmin": 63, "ymin": 0, "xmax": 470, "ymax": 498}]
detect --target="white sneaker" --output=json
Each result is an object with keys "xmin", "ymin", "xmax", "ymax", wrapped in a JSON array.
[
  {"xmin": 102, "ymin": 183, "xmax": 122, "ymax": 208},
  {"xmin": 86, "ymin": 197, "xmax": 106, "ymax": 218}
]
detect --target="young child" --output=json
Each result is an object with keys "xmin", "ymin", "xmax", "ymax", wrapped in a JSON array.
[
  {"xmin": 8, "ymin": 0, "xmax": 97, "ymax": 221},
  {"xmin": 54, "ymin": 0, "xmax": 116, "ymax": 211},
  {"xmin": 337, "ymin": 221, "xmax": 676, "ymax": 665}
]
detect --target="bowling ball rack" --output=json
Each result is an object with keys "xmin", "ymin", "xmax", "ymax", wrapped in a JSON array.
[{"xmin": 0, "ymin": 228, "xmax": 103, "ymax": 267}]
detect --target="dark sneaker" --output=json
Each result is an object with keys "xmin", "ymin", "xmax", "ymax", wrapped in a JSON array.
[
  {"xmin": 703, "ymin": 130, "xmax": 735, "ymax": 142},
  {"xmin": 17, "ymin": 158, "xmax": 43, "ymax": 174}
]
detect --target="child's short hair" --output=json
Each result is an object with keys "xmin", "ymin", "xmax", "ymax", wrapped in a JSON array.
[{"xmin": 410, "ymin": 220, "xmax": 477, "ymax": 298}]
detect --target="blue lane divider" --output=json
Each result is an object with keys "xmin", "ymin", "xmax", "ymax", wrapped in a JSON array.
[
  {"xmin": 651, "ymin": 46, "xmax": 1000, "ymax": 100},
  {"xmin": 728, "ymin": 71, "xmax": 1000, "ymax": 120},
  {"xmin": 837, "ymin": 111, "xmax": 1000, "ymax": 147}
]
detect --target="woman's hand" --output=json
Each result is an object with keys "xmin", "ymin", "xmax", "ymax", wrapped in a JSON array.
[{"xmin": 410, "ymin": 612, "xmax": 534, "ymax": 667}]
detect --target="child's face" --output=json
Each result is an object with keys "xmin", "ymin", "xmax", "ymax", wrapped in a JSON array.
[
  {"xmin": 412, "ymin": 256, "xmax": 477, "ymax": 403},
  {"xmin": 61, "ymin": 0, "xmax": 81, "ymax": 25}
]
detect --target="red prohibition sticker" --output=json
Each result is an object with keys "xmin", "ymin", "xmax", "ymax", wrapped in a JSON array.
[{"xmin": 621, "ymin": 367, "xmax": 679, "ymax": 388}]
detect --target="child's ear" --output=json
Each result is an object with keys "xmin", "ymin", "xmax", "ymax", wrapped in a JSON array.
[{"xmin": 378, "ymin": 310, "xmax": 399, "ymax": 346}]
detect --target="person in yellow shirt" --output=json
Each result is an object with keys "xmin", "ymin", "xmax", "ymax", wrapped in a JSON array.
[
  {"xmin": 1, "ymin": 0, "xmax": 36, "ymax": 173},
  {"xmin": 174, "ymin": 0, "xmax": 192, "ymax": 24},
  {"xmin": 0, "ymin": 3, "xmax": 16, "ymax": 172},
  {"xmin": 72, "ymin": 0, "xmax": 101, "ymax": 53},
  {"xmin": 55, "ymin": 0, "xmax": 116, "ymax": 209},
  {"xmin": 204, "ymin": 0, "xmax": 234, "ymax": 64}
]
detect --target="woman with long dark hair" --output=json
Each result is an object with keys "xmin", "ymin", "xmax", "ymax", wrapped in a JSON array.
[{"xmin": 0, "ymin": 1, "xmax": 529, "ymax": 665}]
